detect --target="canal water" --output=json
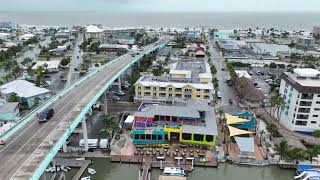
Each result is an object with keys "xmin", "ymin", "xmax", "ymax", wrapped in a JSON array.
[{"xmin": 70, "ymin": 158, "xmax": 295, "ymax": 180}]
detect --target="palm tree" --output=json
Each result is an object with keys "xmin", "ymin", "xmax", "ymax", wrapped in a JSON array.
[
  {"xmin": 275, "ymin": 140, "xmax": 289, "ymax": 160},
  {"xmin": 266, "ymin": 123, "xmax": 279, "ymax": 140},
  {"xmin": 270, "ymin": 93, "xmax": 286, "ymax": 121},
  {"xmin": 33, "ymin": 66, "xmax": 46, "ymax": 87},
  {"xmin": 217, "ymin": 108, "xmax": 224, "ymax": 124}
]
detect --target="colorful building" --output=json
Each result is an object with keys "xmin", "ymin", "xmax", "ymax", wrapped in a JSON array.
[{"xmin": 131, "ymin": 100, "xmax": 218, "ymax": 146}]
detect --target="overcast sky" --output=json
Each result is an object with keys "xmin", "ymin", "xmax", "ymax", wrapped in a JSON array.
[{"xmin": 2, "ymin": 0, "xmax": 320, "ymax": 12}]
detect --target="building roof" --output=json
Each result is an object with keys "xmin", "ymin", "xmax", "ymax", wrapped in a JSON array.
[
  {"xmin": 134, "ymin": 100, "xmax": 218, "ymax": 135},
  {"xmin": 135, "ymin": 76, "xmax": 214, "ymax": 90},
  {"xmin": 293, "ymin": 68, "xmax": 320, "ymax": 77},
  {"xmin": 32, "ymin": 60, "xmax": 61, "ymax": 70},
  {"xmin": 99, "ymin": 44, "xmax": 129, "ymax": 49},
  {"xmin": 0, "ymin": 80, "xmax": 50, "ymax": 98},
  {"xmin": 0, "ymin": 102, "xmax": 18, "ymax": 113},
  {"xmin": 85, "ymin": 25, "xmax": 104, "ymax": 33},
  {"xmin": 235, "ymin": 70, "xmax": 251, "ymax": 79},
  {"xmin": 234, "ymin": 77, "xmax": 266, "ymax": 102}
]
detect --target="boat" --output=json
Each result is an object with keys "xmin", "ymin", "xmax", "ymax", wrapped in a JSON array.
[
  {"xmin": 81, "ymin": 176, "xmax": 91, "ymax": 180},
  {"xmin": 60, "ymin": 165, "xmax": 69, "ymax": 172},
  {"xmin": 295, "ymin": 169, "xmax": 320, "ymax": 180},
  {"xmin": 162, "ymin": 167, "xmax": 187, "ymax": 177},
  {"xmin": 88, "ymin": 168, "xmax": 96, "ymax": 175}
]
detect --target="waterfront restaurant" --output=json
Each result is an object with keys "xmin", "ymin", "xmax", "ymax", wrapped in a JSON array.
[{"xmin": 131, "ymin": 100, "xmax": 218, "ymax": 146}]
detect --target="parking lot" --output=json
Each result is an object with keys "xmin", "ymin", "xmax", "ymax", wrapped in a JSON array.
[{"xmin": 238, "ymin": 67, "xmax": 285, "ymax": 97}]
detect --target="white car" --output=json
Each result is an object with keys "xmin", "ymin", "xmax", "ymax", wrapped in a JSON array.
[
  {"xmin": 112, "ymin": 96, "xmax": 121, "ymax": 101},
  {"xmin": 116, "ymin": 91, "xmax": 125, "ymax": 96}
]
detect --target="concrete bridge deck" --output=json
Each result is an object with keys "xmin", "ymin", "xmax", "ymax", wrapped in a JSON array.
[{"xmin": 0, "ymin": 42, "xmax": 165, "ymax": 180}]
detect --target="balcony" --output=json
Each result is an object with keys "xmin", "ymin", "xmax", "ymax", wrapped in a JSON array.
[
  {"xmin": 296, "ymin": 114, "xmax": 309, "ymax": 120},
  {"xmin": 301, "ymin": 94, "xmax": 314, "ymax": 100},
  {"xmin": 298, "ymin": 108, "xmax": 311, "ymax": 113},
  {"xmin": 300, "ymin": 101, "xmax": 312, "ymax": 106}
]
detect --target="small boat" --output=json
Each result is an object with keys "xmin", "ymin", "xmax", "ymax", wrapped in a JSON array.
[
  {"xmin": 162, "ymin": 167, "xmax": 187, "ymax": 177},
  {"xmin": 88, "ymin": 168, "xmax": 96, "ymax": 175},
  {"xmin": 295, "ymin": 169, "xmax": 320, "ymax": 180},
  {"xmin": 65, "ymin": 166, "xmax": 71, "ymax": 170},
  {"xmin": 81, "ymin": 176, "xmax": 91, "ymax": 180},
  {"xmin": 60, "ymin": 165, "xmax": 68, "ymax": 172},
  {"xmin": 76, "ymin": 157, "xmax": 85, "ymax": 161}
]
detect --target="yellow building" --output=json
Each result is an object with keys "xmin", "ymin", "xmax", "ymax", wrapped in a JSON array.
[{"xmin": 134, "ymin": 61, "xmax": 214, "ymax": 103}]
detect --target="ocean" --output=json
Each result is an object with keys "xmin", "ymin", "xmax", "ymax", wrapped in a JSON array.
[{"xmin": 0, "ymin": 11, "xmax": 319, "ymax": 30}]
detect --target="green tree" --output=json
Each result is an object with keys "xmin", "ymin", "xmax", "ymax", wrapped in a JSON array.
[
  {"xmin": 275, "ymin": 140, "xmax": 289, "ymax": 160},
  {"xmin": 8, "ymin": 93, "xmax": 20, "ymax": 102},
  {"xmin": 33, "ymin": 66, "xmax": 46, "ymax": 87},
  {"xmin": 313, "ymin": 130, "xmax": 320, "ymax": 138},
  {"xmin": 266, "ymin": 123, "xmax": 279, "ymax": 140}
]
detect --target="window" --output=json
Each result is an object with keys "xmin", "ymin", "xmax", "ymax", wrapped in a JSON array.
[
  {"xmin": 300, "ymin": 101, "xmax": 312, "ymax": 106},
  {"xmin": 153, "ymin": 93, "xmax": 157, "ymax": 97},
  {"xmin": 311, "ymin": 121, "xmax": 317, "ymax": 124},
  {"xmin": 318, "ymin": 95, "xmax": 320, "ymax": 97},
  {"xmin": 152, "ymin": 135, "xmax": 157, "ymax": 140},
  {"xmin": 204, "ymin": 95, "xmax": 210, "ymax": 99},
  {"xmin": 315, "ymin": 108, "xmax": 320, "ymax": 111},
  {"xmin": 138, "ymin": 92, "xmax": 141, "ymax": 96},
  {"xmin": 296, "ymin": 114, "xmax": 309, "ymax": 119},
  {"xmin": 182, "ymin": 133, "xmax": 192, "ymax": 140},
  {"xmin": 193, "ymin": 134, "xmax": 204, "ymax": 141},
  {"xmin": 153, "ymin": 87, "xmax": 157, "ymax": 91},
  {"xmin": 138, "ymin": 86, "xmax": 141, "ymax": 90},
  {"xmin": 144, "ymin": 92, "xmax": 151, "ymax": 96},
  {"xmin": 175, "ymin": 88, "xmax": 182, "ymax": 92},
  {"xmin": 168, "ymin": 94, "xmax": 172, "ymax": 97},
  {"xmin": 206, "ymin": 135, "xmax": 214, "ymax": 142},
  {"xmin": 197, "ymin": 89, "xmax": 201, "ymax": 92},
  {"xmin": 295, "ymin": 121, "xmax": 307, "ymax": 126},
  {"xmin": 313, "ymin": 115, "xmax": 319, "ymax": 118},
  {"xmin": 160, "ymin": 87, "xmax": 166, "ymax": 91},
  {"xmin": 144, "ymin": 86, "xmax": 151, "ymax": 90},
  {"xmin": 301, "ymin": 93, "xmax": 314, "ymax": 100},
  {"xmin": 317, "ymin": 101, "xmax": 320, "ymax": 104},
  {"xmin": 197, "ymin": 95, "xmax": 201, "ymax": 98},
  {"xmin": 146, "ymin": 134, "xmax": 151, "ymax": 140},
  {"xmin": 157, "ymin": 135, "xmax": 163, "ymax": 141},
  {"xmin": 184, "ymin": 94, "xmax": 191, "ymax": 99},
  {"xmin": 159, "ymin": 93, "xmax": 166, "ymax": 97},
  {"xmin": 298, "ymin": 108, "xmax": 310, "ymax": 113},
  {"xmin": 168, "ymin": 88, "xmax": 173, "ymax": 91},
  {"xmin": 140, "ymin": 134, "xmax": 146, "ymax": 139},
  {"xmin": 175, "ymin": 94, "xmax": 182, "ymax": 98},
  {"xmin": 134, "ymin": 134, "xmax": 139, "ymax": 139},
  {"xmin": 204, "ymin": 89, "xmax": 210, "ymax": 93}
]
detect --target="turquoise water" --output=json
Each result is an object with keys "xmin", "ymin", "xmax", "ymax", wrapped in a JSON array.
[{"xmin": 78, "ymin": 158, "xmax": 295, "ymax": 180}]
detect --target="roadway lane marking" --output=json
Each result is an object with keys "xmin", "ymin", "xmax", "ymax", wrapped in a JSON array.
[{"xmin": 9, "ymin": 104, "xmax": 80, "ymax": 179}]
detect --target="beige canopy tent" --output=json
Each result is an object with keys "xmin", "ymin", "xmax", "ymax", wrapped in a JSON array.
[
  {"xmin": 227, "ymin": 125, "xmax": 255, "ymax": 137},
  {"xmin": 225, "ymin": 113, "xmax": 250, "ymax": 125}
]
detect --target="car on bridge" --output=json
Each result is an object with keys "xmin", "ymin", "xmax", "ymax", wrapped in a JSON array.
[{"xmin": 37, "ymin": 108, "xmax": 55, "ymax": 122}]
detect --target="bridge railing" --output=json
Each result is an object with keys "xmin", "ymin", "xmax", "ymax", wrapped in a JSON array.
[
  {"xmin": 0, "ymin": 52, "xmax": 130, "ymax": 141},
  {"xmin": 30, "ymin": 42, "xmax": 166, "ymax": 180}
]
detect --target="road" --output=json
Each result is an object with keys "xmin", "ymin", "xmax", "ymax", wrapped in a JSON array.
[
  {"xmin": 207, "ymin": 37, "xmax": 242, "ymax": 114},
  {"xmin": 0, "ymin": 42, "xmax": 165, "ymax": 180},
  {"xmin": 66, "ymin": 33, "xmax": 84, "ymax": 85}
]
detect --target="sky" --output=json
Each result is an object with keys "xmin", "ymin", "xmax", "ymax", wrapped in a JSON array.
[{"xmin": 1, "ymin": 0, "xmax": 320, "ymax": 12}]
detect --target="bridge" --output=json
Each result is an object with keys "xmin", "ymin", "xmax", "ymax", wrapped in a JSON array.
[{"xmin": 0, "ymin": 41, "xmax": 167, "ymax": 180}]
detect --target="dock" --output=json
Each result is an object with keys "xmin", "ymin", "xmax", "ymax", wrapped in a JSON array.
[{"xmin": 52, "ymin": 158, "xmax": 92, "ymax": 180}]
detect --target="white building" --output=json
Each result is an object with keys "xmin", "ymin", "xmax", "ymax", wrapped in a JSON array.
[
  {"xmin": 296, "ymin": 36, "xmax": 315, "ymax": 49},
  {"xmin": 32, "ymin": 60, "xmax": 61, "ymax": 72},
  {"xmin": 19, "ymin": 34, "xmax": 35, "ymax": 41},
  {"xmin": 0, "ymin": 80, "xmax": 50, "ymax": 108},
  {"xmin": 84, "ymin": 25, "xmax": 104, "ymax": 40},
  {"xmin": 279, "ymin": 68, "xmax": 320, "ymax": 134}
]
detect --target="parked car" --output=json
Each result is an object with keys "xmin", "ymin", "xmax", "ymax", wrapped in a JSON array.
[
  {"xmin": 256, "ymin": 71, "xmax": 261, "ymax": 75},
  {"xmin": 38, "ymin": 108, "xmax": 55, "ymax": 122},
  {"xmin": 116, "ymin": 91, "xmax": 125, "ymax": 96},
  {"xmin": 112, "ymin": 96, "xmax": 121, "ymax": 101},
  {"xmin": 249, "ymin": 71, "xmax": 253, "ymax": 75},
  {"xmin": 121, "ymin": 84, "xmax": 129, "ymax": 89}
]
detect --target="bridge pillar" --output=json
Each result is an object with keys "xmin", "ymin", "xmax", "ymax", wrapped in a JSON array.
[
  {"xmin": 82, "ymin": 117, "xmax": 89, "ymax": 152},
  {"xmin": 62, "ymin": 143, "xmax": 68, "ymax": 153},
  {"xmin": 118, "ymin": 77, "xmax": 122, "ymax": 92},
  {"xmin": 104, "ymin": 92, "xmax": 108, "ymax": 115}
]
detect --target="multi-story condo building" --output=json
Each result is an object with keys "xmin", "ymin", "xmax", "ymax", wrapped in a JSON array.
[
  {"xmin": 279, "ymin": 68, "xmax": 320, "ymax": 134},
  {"xmin": 134, "ymin": 61, "xmax": 214, "ymax": 103}
]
